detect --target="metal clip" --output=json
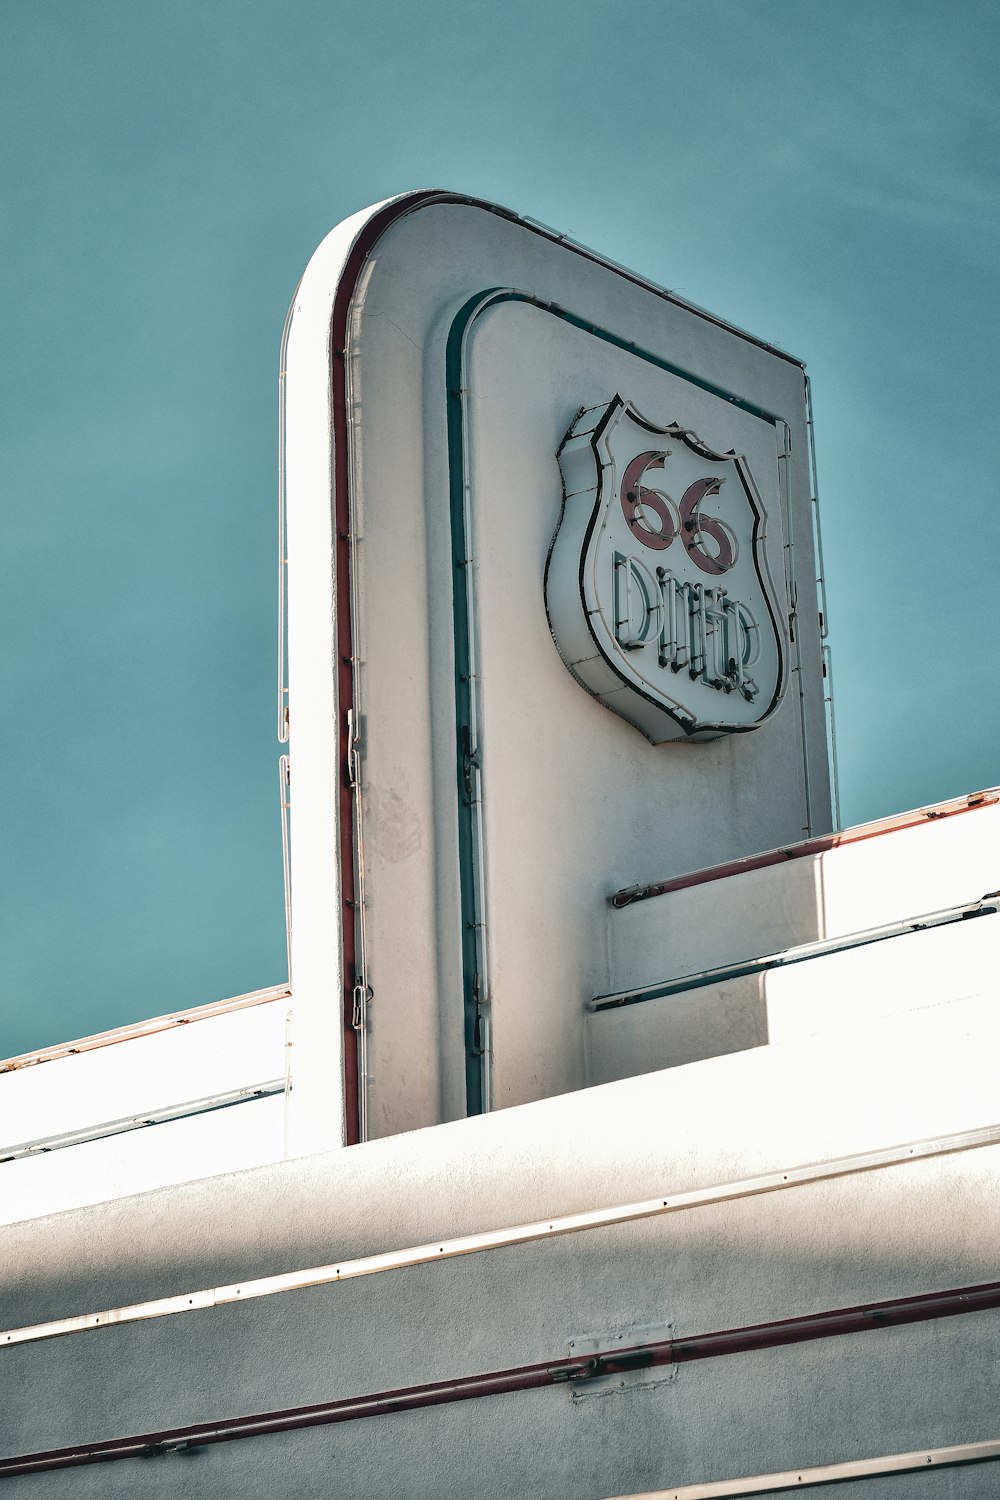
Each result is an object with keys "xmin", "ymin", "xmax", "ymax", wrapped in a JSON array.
[
  {"xmin": 346, "ymin": 709, "xmax": 359, "ymax": 788},
  {"xmin": 352, "ymin": 982, "xmax": 371, "ymax": 1031},
  {"xmin": 142, "ymin": 1438, "xmax": 194, "ymax": 1457},
  {"xmin": 471, "ymin": 972, "xmax": 488, "ymax": 1056}
]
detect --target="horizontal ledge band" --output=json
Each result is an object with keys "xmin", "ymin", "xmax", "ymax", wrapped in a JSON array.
[
  {"xmin": 3, "ymin": 1118, "xmax": 999, "ymax": 1351},
  {"xmin": 591, "ymin": 894, "xmax": 998, "ymax": 1011},
  {"xmin": 0, "ymin": 1080, "xmax": 286, "ymax": 1163}
]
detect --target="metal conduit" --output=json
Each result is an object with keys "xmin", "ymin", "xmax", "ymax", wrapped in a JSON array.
[{"xmin": 1, "ymin": 1281, "xmax": 997, "ymax": 1479}]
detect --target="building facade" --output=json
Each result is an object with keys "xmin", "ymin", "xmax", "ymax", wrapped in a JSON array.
[{"xmin": 1, "ymin": 193, "xmax": 997, "ymax": 1497}]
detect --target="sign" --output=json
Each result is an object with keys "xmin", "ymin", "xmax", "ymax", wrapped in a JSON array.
[
  {"xmin": 282, "ymin": 191, "xmax": 830, "ymax": 1143},
  {"xmin": 545, "ymin": 396, "xmax": 788, "ymax": 742}
]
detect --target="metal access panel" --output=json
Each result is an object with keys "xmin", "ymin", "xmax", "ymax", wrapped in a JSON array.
[{"xmin": 282, "ymin": 192, "xmax": 831, "ymax": 1147}]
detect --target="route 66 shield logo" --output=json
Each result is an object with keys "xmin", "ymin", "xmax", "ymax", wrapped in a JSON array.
[{"xmin": 544, "ymin": 396, "xmax": 788, "ymax": 743}]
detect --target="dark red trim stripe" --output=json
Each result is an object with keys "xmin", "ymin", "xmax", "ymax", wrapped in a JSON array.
[
  {"xmin": 3, "ymin": 1280, "xmax": 997, "ymax": 1477},
  {"xmin": 611, "ymin": 789, "xmax": 999, "ymax": 907},
  {"xmin": 671, "ymin": 1281, "xmax": 1000, "ymax": 1362}
]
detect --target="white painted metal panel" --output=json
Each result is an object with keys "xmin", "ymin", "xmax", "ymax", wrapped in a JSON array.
[
  {"xmin": 764, "ymin": 914, "xmax": 1000, "ymax": 1041},
  {"xmin": 819, "ymin": 803, "xmax": 1000, "ymax": 934},
  {"xmin": 588, "ymin": 918, "xmax": 1000, "ymax": 1086},
  {"xmin": 0, "ymin": 1000, "xmax": 290, "ymax": 1226},
  {"xmin": 0, "ymin": 1094, "xmax": 285, "ymax": 1227},
  {"xmin": 464, "ymin": 302, "xmax": 796, "ymax": 1110},
  {"xmin": 0, "ymin": 999, "xmax": 288, "ymax": 1146}
]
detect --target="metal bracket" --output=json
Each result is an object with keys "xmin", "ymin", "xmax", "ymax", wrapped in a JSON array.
[
  {"xmin": 564, "ymin": 1323, "xmax": 675, "ymax": 1401},
  {"xmin": 470, "ymin": 971, "xmax": 489, "ymax": 1058},
  {"xmin": 461, "ymin": 725, "xmax": 481, "ymax": 802},
  {"xmin": 346, "ymin": 708, "xmax": 361, "ymax": 788}
]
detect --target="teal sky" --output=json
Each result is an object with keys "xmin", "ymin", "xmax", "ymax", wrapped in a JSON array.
[{"xmin": 2, "ymin": 0, "xmax": 998, "ymax": 1055}]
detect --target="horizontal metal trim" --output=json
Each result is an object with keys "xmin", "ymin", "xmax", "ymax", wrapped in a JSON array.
[
  {"xmin": 3, "ymin": 1119, "xmax": 999, "ymax": 1351},
  {"xmin": 614, "ymin": 1438, "xmax": 1000, "ymax": 1497},
  {"xmin": 0, "ymin": 1081, "xmax": 286, "ymax": 1163},
  {"xmin": 0, "ymin": 986, "xmax": 291, "ymax": 1075},
  {"xmin": 1, "ymin": 1284, "xmax": 997, "ymax": 1478},
  {"xmin": 610, "ymin": 788, "xmax": 1000, "ymax": 907},
  {"xmin": 670, "ymin": 1281, "xmax": 1000, "ymax": 1363},
  {"xmin": 516, "ymin": 212, "xmax": 807, "ymax": 370},
  {"xmin": 591, "ymin": 894, "xmax": 998, "ymax": 1011}
]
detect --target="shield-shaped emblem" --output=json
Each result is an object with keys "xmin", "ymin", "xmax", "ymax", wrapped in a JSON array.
[{"xmin": 544, "ymin": 396, "xmax": 788, "ymax": 743}]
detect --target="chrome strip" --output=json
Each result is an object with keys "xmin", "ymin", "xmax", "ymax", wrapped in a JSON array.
[
  {"xmin": 3, "ymin": 1119, "xmax": 999, "ymax": 1350},
  {"xmin": 0, "ymin": 1080, "xmax": 286, "ymax": 1163},
  {"xmin": 612, "ymin": 1437, "xmax": 1000, "ymax": 1497},
  {"xmin": 0, "ymin": 986, "xmax": 292, "ymax": 1074}
]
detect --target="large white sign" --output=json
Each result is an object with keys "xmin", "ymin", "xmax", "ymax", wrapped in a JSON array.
[
  {"xmin": 279, "ymin": 192, "xmax": 830, "ymax": 1143},
  {"xmin": 546, "ymin": 396, "xmax": 787, "ymax": 742}
]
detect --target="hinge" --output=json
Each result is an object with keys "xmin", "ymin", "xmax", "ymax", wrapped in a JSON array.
[
  {"xmin": 462, "ymin": 725, "xmax": 481, "ymax": 801},
  {"xmin": 346, "ymin": 708, "xmax": 360, "ymax": 788},
  {"xmin": 564, "ymin": 1325, "xmax": 675, "ymax": 1402}
]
